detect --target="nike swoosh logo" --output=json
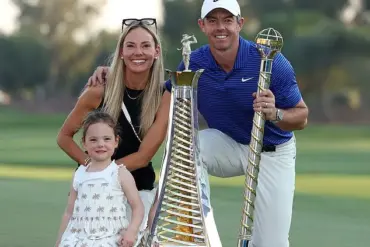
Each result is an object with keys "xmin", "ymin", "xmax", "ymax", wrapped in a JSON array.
[{"xmin": 242, "ymin": 77, "xmax": 253, "ymax": 82}]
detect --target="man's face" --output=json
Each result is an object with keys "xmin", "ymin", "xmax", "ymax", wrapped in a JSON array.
[{"xmin": 198, "ymin": 8, "xmax": 244, "ymax": 52}]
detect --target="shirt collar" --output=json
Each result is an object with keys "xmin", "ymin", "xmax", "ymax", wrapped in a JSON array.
[{"xmin": 206, "ymin": 36, "xmax": 250, "ymax": 70}]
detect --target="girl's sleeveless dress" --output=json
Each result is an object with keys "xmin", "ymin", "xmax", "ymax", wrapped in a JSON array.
[{"xmin": 59, "ymin": 161, "xmax": 144, "ymax": 247}]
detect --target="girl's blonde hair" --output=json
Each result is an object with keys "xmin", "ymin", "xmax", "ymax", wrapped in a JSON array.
[{"xmin": 103, "ymin": 23, "xmax": 164, "ymax": 138}]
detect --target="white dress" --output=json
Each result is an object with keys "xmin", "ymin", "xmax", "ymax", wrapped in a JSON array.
[{"xmin": 59, "ymin": 161, "xmax": 150, "ymax": 247}]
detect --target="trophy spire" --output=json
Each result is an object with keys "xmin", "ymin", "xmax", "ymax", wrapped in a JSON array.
[
  {"xmin": 237, "ymin": 27, "xmax": 284, "ymax": 247},
  {"xmin": 148, "ymin": 34, "xmax": 221, "ymax": 247}
]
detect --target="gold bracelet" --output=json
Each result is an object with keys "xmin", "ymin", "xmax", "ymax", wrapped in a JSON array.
[{"xmin": 84, "ymin": 157, "xmax": 91, "ymax": 166}]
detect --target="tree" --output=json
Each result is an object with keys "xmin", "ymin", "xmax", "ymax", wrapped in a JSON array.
[
  {"xmin": 0, "ymin": 35, "xmax": 50, "ymax": 95},
  {"xmin": 12, "ymin": 0, "xmax": 107, "ymax": 97}
]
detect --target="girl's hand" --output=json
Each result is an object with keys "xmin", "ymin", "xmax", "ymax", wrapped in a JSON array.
[{"xmin": 119, "ymin": 228, "xmax": 137, "ymax": 247}]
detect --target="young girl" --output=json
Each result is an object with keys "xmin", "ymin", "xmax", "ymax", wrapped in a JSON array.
[{"xmin": 55, "ymin": 111, "xmax": 145, "ymax": 247}]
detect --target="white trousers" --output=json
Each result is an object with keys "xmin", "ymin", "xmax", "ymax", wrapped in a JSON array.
[
  {"xmin": 126, "ymin": 188, "xmax": 157, "ymax": 232},
  {"xmin": 199, "ymin": 129, "xmax": 296, "ymax": 247}
]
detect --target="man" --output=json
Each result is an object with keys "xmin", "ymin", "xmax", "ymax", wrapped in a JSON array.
[
  {"xmin": 196, "ymin": 1, "xmax": 308, "ymax": 246},
  {"xmin": 166, "ymin": 0, "xmax": 308, "ymax": 246},
  {"xmin": 89, "ymin": 0, "xmax": 308, "ymax": 246}
]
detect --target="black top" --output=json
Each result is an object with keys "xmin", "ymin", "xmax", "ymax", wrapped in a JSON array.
[{"xmin": 98, "ymin": 88, "xmax": 156, "ymax": 191}]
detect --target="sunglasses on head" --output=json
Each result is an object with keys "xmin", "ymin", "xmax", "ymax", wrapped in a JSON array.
[{"xmin": 121, "ymin": 18, "xmax": 157, "ymax": 32}]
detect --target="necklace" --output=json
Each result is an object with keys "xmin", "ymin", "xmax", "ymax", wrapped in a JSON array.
[{"xmin": 125, "ymin": 89, "xmax": 143, "ymax": 100}]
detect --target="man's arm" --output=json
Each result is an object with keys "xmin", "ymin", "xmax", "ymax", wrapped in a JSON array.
[
  {"xmin": 253, "ymin": 91, "xmax": 308, "ymax": 131},
  {"xmin": 87, "ymin": 66, "xmax": 109, "ymax": 87},
  {"xmin": 275, "ymin": 99, "xmax": 308, "ymax": 130},
  {"xmin": 253, "ymin": 53, "xmax": 308, "ymax": 131}
]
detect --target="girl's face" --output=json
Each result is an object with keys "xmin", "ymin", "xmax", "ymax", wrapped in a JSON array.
[
  {"xmin": 121, "ymin": 27, "xmax": 160, "ymax": 74},
  {"xmin": 83, "ymin": 122, "xmax": 118, "ymax": 163}
]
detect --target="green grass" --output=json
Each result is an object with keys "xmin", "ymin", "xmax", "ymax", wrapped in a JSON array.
[
  {"xmin": 2, "ymin": 123, "xmax": 370, "ymax": 176},
  {"xmin": 1, "ymin": 107, "xmax": 370, "ymax": 247},
  {"xmin": 1, "ymin": 178, "xmax": 369, "ymax": 247}
]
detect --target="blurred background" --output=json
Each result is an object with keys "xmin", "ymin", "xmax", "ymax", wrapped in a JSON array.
[{"xmin": 0, "ymin": 0, "xmax": 369, "ymax": 246}]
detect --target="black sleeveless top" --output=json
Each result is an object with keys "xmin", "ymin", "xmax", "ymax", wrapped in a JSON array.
[{"xmin": 98, "ymin": 88, "xmax": 156, "ymax": 191}]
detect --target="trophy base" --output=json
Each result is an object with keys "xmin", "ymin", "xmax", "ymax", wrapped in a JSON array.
[
  {"xmin": 237, "ymin": 239, "xmax": 251, "ymax": 247},
  {"xmin": 156, "ymin": 243, "xmax": 207, "ymax": 247}
]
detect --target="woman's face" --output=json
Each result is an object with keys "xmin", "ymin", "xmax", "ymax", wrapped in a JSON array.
[{"xmin": 121, "ymin": 27, "xmax": 160, "ymax": 74}]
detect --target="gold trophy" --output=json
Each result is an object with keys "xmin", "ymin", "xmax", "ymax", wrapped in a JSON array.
[
  {"xmin": 148, "ymin": 34, "xmax": 222, "ymax": 247},
  {"xmin": 237, "ymin": 28, "xmax": 284, "ymax": 247}
]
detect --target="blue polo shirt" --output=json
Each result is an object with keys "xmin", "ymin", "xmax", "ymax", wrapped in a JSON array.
[{"xmin": 165, "ymin": 36, "xmax": 302, "ymax": 146}]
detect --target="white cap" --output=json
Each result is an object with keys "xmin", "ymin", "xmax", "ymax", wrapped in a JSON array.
[{"xmin": 201, "ymin": 0, "xmax": 241, "ymax": 19}]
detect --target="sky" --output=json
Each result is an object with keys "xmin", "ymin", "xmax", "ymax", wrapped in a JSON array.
[{"xmin": 0, "ymin": 0, "xmax": 164, "ymax": 35}]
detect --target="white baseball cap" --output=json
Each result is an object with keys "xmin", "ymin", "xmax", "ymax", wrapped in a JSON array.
[{"xmin": 201, "ymin": 0, "xmax": 241, "ymax": 19}]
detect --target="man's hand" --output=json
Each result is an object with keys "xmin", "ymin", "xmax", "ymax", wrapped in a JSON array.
[
  {"xmin": 253, "ymin": 90, "xmax": 277, "ymax": 121},
  {"xmin": 87, "ymin": 66, "xmax": 109, "ymax": 87}
]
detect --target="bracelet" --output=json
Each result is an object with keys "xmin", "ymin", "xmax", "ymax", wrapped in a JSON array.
[{"xmin": 84, "ymin": 157, "xmax": 91, "ymax": 166}]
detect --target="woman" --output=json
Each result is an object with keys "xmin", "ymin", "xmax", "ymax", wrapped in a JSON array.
[{"xmin": 56, "ymin": 18, "xmax": 171, "ymax": 243}]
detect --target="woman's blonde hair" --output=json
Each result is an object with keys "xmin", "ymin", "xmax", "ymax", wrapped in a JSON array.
[{"xmin": 103, "ymin": 23, "xmax": 164, "ymax": 138}]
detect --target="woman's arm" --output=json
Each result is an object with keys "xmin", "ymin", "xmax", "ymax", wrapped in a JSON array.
[
  {"xmin": 119, "ymin": 167, "xmax": 145, "ymax": 236},
  {"xmin": 56, "ymin": 85, "xmax": 104, "ymax": 165},
  {"xmin": 55, "ymin": 176, "xmax": 78, "ymax": 246},
  {"xmin": 116, "ymin": 91, "xmax": 171, "ymax": 171}
]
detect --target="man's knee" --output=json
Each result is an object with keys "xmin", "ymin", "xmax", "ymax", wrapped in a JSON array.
[
  {"xmin": 199, "ymin": 129, "xmax": 244, "ymax": 177},
  {"xmin": 252, "ymin": 236, "xmax": 289, "ymax": 247},
  {"xmin": 198, "ymin": 129, "xmax": 224, "ymax": 174},
  {"xmin": 199, "ymin": 129, "xmax": 218, "ymax": 163}
]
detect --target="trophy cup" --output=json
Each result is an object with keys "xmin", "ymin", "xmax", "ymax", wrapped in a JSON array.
[
  {"xmin": 148, "ymin": 34, "xmax": 222, "ymax": 247},
  {"xmin": 237, "ymin": 28, "xmax": 284, "ymax": 247}
]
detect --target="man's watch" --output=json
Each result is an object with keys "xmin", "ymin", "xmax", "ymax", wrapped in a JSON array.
[{"xmin": 271, "ymin": 108, "xmax": 284, "ymax": 124}]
